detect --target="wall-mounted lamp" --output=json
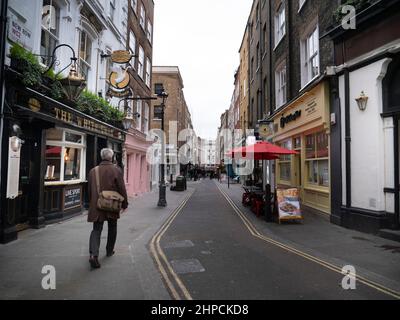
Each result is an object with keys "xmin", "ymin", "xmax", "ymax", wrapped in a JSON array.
[{"xmin": 355, "ymin": 91, "xmax": 369, "ymax": 111}]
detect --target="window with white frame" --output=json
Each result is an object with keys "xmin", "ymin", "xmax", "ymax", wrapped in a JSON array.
[
  {"xmin": 136, "ymin": 98, "xmax": 142, "ymax": 131},
  {"xmin": 131, "ymin": 0, "xmax": 137, "ymax": 13},
  {"xmin": 144, "ymin": 103, "xmax": 149, "ymax": 134},
  {"xmin": 275, "ymin": 64, "xmax": 287, "ymax": 108},
  {"xmin": 45, "ymin": 128, "xmax": 86, "ymax": 183},
  {"xmin": 147, "ymin": 20, "xmax": 152, "ymax": 43},
  {"xmin": 299, "ymin": 0, "xmax": 307, "ymax": 11},
  {"xmin": 145, "ymin": 57, "xmax": 151, "ymax": 87},
  {"xmin": 301, "ymin": 25, "xmax": 320, "ymax": 87},
  {"xmin": 41, "ymin": 0, "xmax": 60, "ymax": 66},
  {"xmin": 79, "ymin": 30, "xmax": 92, "ymax": 79},
  {"xmin": 129, "ymin": 30, "xmax": 136, "ymax": 66},
  {"xmin": 274, "ymin": 2, "xmax": 286, "ymax": 47},
  {"xmin": 140, "ymin": 5, "xmax": 146, "ymax": 30},
  {"xmin": 109, "ymin": 0, "xmax": 116, "ymax": 22},
  {"xmin": 138, "ymin": 46, "xmax": 144, "ymax": 79}
]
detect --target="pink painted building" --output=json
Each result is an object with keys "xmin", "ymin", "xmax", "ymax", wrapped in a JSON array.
[
  {"xmin": 123, "ymin": 0, "xmax": 155, "ymax": 198},
  {"xmin": 124, "ymin": 129, "xmax": 152, "ymax": 197}
]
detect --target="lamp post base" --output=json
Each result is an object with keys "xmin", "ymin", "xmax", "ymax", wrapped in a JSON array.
[{"xmin": 157, "ymin": 184, "xmax": 167, "ymax": 207}]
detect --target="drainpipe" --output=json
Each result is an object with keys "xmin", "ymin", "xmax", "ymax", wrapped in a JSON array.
[
  {"xmin": 344, "ymin": 69, "xmax": 352, "ymax": 208},
  {"xmin": 268, "ymin": 0, "xmax": 273, "ymax": 116},
  {"xmin": 0, "ymin": 0, "xmax": 8, "ymax": 233}
]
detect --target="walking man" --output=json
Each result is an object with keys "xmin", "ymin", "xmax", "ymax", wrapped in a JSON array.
[{"xmin": 87, "ymin": 148, "xmax": 128, "ymax": 269}]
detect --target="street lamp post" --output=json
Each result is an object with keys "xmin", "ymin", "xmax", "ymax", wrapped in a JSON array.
[{"xmin": 157, "ymin": 91, "xmax": 169, "ymax": 207}]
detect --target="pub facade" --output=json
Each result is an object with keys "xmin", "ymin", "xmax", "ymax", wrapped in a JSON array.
[{"xmin": 0, "ymin": 0, "xmax": 129, "ymax": 243}]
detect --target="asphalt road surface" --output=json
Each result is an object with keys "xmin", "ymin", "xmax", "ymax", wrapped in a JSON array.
[{"xmin": 159, "ymin": 180, "xmax": 394, "ymax": 300}]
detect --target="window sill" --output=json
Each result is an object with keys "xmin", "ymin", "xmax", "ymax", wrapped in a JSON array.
[
  {"xmin": 304, "ymin": 185, "xmax": 329, "ymax": 194},
  {"xmin": 273, "ymin": 35, "xmax": 285, "ymax": 51},
  {"xmin": 45, "ymin": 180, "xmax": 87, "ymax": 186},
  {"xmin": 300, "ymin": 74, "xmax": 320, "ymax": 92}
]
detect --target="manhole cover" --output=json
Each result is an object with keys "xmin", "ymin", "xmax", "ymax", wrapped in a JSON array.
[
  {"xmin": 164, "ymin": 240, "xmax": 194, "ymax": 249},
  {"xmin": 170, "ymin": 259, "xmax": 205, "ymax": 274}
]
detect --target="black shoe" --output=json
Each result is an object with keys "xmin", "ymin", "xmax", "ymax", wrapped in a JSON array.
[
  {"xmin": 106, "ymin": 251, "xmax": 115, "ymax": 257},
  {"xmin": 89, "ymin": 256, "xmax": 101, "ymax": 269}
]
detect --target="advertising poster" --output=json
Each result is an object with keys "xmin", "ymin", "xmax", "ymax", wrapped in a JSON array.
[{"xmin": 276, "ymin": 188, "xmax": 303, "ymax": 222}]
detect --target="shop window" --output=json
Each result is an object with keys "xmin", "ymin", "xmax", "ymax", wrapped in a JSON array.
[
  {"xmin": 279, "ymin": 140, "xmax": 292, "ymax": 182},
  {"xmin": 305, "ymin": 131, "xmax": 329, "ymax": 187},
  {"xmin": 45, "ymin": 128, "xmax": 85, "ymax": 183}
]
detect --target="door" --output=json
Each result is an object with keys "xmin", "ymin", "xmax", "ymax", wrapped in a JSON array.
[
  {"xmin": 397, "ymin": 117, "xmax": 400, "ymax": 226},
  {"xmin": 7, "ymin": 132, "xmax": 40, "ymax": 230}
]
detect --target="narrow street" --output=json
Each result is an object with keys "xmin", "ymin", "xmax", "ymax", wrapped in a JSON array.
[
  {"xmin": 157, "ymin": 180, "xmax": 400, "ymax": 300},
  {"xmin": 0, "ymin": 180, "xmax": 400, "ymax": 300}
]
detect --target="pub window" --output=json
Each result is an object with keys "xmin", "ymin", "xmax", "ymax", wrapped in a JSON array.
[
  {"xmin": 41, "ymin": 0, "xmax": 61, "ymax": 66},
  {"xmin": 45, "ymin": 128, "xmax": 86, "ymax": 184},
  {"xmin": 305, "ymin": 131, "xmax": 329, "ymax": 187},
  {"xmin": 279, "ymin": 139, "xmax": 292, "ymax": 182}
]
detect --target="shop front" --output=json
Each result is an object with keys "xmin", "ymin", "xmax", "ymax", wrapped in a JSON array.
[
  {"xmin": 272, "ymin": 81, "xmax": 331, "ymax": 215},
  {"xmin": 0, "ymin": 81, "xmax": 125, "ymax": 243}
]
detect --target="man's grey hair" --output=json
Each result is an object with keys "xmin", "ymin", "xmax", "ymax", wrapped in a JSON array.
[{"xmin": 101, "ymin": 148, "xmax": 114, "ymax": 161}]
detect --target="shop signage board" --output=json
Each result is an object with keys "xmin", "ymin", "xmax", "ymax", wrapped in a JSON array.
[
  {"xmin": 276, "ymin": 188, "xmax": 303, "ymax": 223},
  {"xmin": 6, "ymin": 137, "xmax": 22, "ymax": 199},
  {"xmin": 64, "ymin": 186, "xmax": 82, "ymax": 210}
]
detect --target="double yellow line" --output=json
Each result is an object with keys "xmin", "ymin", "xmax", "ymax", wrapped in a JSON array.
[
  {"xmin": 216, "ymin": 182, "xmax": 400, "ymax": 300},
  {"xmin": 149, "ymin": 192, "xmax": 194, "ymax": 300}
]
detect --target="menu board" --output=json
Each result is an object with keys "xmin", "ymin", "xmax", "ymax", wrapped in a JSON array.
[
  {"xmin": 64, "ymin": 187, "xmax": 82, "ymax": 210},
  {"xmin": 276, "ymin": 188, "xmax": 303, "ymax": 222}
]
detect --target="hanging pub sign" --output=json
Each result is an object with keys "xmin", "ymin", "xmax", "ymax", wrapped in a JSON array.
[
  {"xmin": 111, "ymin": 50, "xmax": 134, "ymax": 64},
  {"xmin": 106, "ymin": 50, "xmax": 134, "ymax": 98}
]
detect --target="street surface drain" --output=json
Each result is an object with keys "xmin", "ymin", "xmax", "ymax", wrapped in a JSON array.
[
  {"xmin": 170, "ymin": 259, "xmax": 205, "ymax": 274},
  {"xmin": 164, "ymin": 240, "xmax": 194, "ymax": 249}
]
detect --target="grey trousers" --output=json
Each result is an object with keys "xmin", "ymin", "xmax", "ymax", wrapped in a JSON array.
[{"xmin": 89, "ymin": 219, "xmax": 117, "ymax": 257}]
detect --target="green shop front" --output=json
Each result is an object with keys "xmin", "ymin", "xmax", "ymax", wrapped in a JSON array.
[{"xmin": 0, "ymin": 75, "xmax": 125, "ymax": 243}]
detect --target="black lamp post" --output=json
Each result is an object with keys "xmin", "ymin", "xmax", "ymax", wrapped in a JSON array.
[{"xmin": 157, "ymin": 91, "xmax": 169, "ymax": 207}]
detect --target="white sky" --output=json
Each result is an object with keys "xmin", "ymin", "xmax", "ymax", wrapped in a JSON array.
[{"xmin": 153, "ymin": 0, "xmax": 253, "ymax": 141}]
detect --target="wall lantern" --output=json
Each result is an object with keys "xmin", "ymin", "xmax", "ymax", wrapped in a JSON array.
[
  {"xmin": 43, "ymin": 44, "xmax": 87, "ymax": 101},
  {"xmin": 355, "ymin": 91, "xmax": 369, "ymax": 111}
]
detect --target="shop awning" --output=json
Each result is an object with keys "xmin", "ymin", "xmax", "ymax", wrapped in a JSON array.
[{"xmin": 227, "ymin": 141, "xmax": 298, "ymax": 160}]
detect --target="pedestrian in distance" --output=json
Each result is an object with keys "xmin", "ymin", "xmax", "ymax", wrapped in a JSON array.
[{"xmin": 87, "ymin": 148, "xmax": 128, "ymax": 269}]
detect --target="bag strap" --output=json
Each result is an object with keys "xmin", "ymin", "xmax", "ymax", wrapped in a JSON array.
[{"xmin": 95, "ymin": 166, "xmax": 101, "ymax": 196}]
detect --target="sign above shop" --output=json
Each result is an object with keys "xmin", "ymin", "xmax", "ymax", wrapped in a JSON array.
[{"xmin": 280, "ymin": 110, "xmax": 302, "ymax": 129}]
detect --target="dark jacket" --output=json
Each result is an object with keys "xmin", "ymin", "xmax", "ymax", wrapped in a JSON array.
[{"xmin": 87, "ymin": 161, "xmax": 128, "ymax": 222}]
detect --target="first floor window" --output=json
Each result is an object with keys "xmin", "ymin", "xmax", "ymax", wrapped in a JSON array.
[
  {"xmin": 145, "ymin": 57, "xmax": 151, "ymax": 87},
  {"xmin": 138, "ymin": 46, "xmax": 144, "ymax": 79},
  {"xmin": 79, "ymin": 30, "xmax": 93, "ymax": 79},
  {"xmin": 305, "ymin": 131, "xmax": 329, "ymax": 187},
  {"xmin": 275, "ymin": 64, "xmax": 287, "ymax": 108},
  {"xmin": 45, "ymin": 128, "xmax": 86, "ymax": 183},
  {"xmin": 41, "ymin": 0, "xmax": 60, "ymax": 66},
  {"xmin": 279, "ymin": 140, "xmax": 292, "ymax": 181},
  {"xmin": 301, "ymin": 25, "xmax": 320, "ymax": 86}
]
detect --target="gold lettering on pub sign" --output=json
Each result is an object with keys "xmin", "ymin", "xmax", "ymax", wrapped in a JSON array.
[{"xmin": 54, "ymin": 108, "xmax": 122, "ymax": 140}]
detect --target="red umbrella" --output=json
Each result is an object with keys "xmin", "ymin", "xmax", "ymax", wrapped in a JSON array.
[{"xmin": 227, "ymin": 141, "xmax": 298, "ymax": 160}]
